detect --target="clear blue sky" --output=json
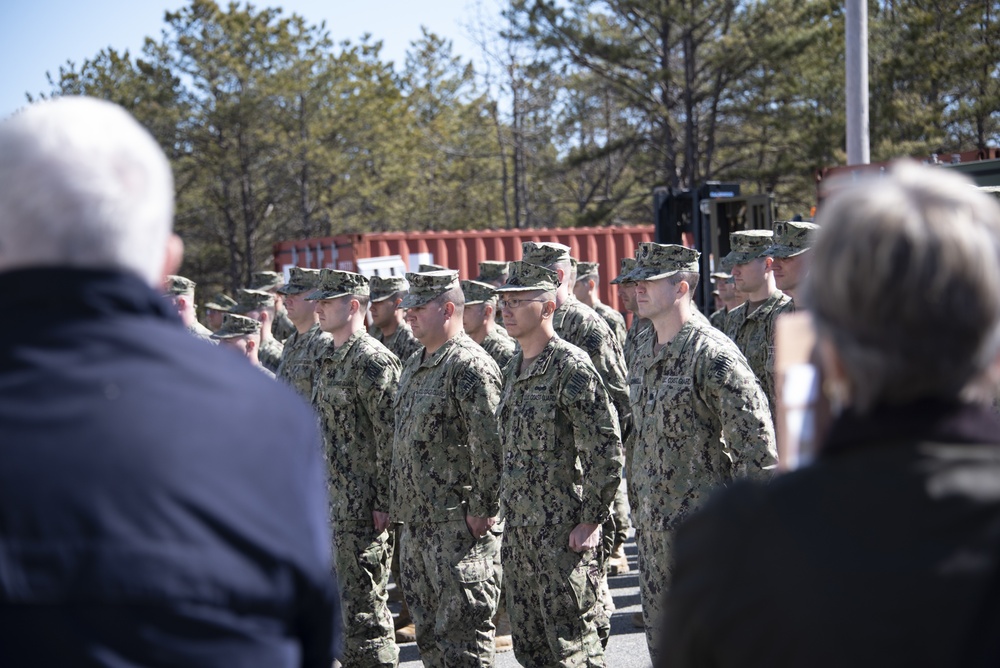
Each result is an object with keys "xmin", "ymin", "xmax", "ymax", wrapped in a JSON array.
[{"xmin": 0, "ymin": 0, "xmax": 491, "ymax": 119}]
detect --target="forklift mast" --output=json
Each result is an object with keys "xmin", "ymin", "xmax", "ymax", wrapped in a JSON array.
[{"xmin": 654, "ymin": 183, "xmax": 775, "ymax": 313}]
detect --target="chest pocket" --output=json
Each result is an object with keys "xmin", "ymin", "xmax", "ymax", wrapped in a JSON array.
[
  {"xmin": 321, "ymin": 384, "xmax": 357, "ymax": 435},
  {"xmin": 654, "ymin": 375, "xmax": 693, "ymax": 437},
  {"xmin": 513, "ymin": 392, "xmax": 557, "ymax": 451}
]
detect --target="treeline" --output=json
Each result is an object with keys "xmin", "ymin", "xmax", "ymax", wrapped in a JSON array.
[{"xmin": 32, "ymin": 0, "xmax": 1000, "ymax": 291}]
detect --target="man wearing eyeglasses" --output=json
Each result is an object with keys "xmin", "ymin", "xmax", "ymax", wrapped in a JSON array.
[{"xmin": 494, "ymin": 261, "xmax": 624, "ymax": 667}]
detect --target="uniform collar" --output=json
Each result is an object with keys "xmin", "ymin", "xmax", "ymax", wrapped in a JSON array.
[
  {"xmin": 514, "ymin": 335, "xmax": 560, "ymax": 380},
  {"xmin": 418, "ymin": 331, "xmax": 468, "ymax": 369}
]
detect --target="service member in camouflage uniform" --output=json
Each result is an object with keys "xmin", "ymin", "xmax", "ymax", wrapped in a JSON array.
[
  {"xmin": 626, "ymin": 242, "xmax": 777, "ymax": 662},
  {"xmin": 275, "ymin": 267, "xmax": 331, "ymax": 401},
  {"xmin": 369, "ymin": 275, "xmax": 423, "ymax": 364},
  {"xmin": 573, "ymin": 261, "xmax": 627, "ymax": 346},
  {"xmin": 391, "ymin": 270, "xmax": 505, "ymax": 668},
  {"xmin": 611, "ymin": 258, "xmax": 653, "ymax": 369},
  {"xmin": 495, "ymin": 262, "xmax": 624, "ymax": 668},
  {"xmin": 478, "ymin": 260, "xmax": 511, "ymax": 329},
  {"xmin": 204, "ymin": 292, "xmax": 236, "ymax": 331},
  {"xmin": 251, "ymin": 270, "xmax": 296, "ymax": 342},
  {"xmin": 418, "ymin": 263, "xmax": 448, "ymax": 272},
  {"xmin": 707, "ymin": 272, "xmax": 738, "ymax": 331},
  {"xmin": 722, "ymin": 230, "xmax": 794, "ymax": 422},
  {"xmin": 520, "ymin": 242, "xmax": 628, "ymax": 643},
  {"xmin": 232, "ymin": 288, "xmax": 285, "ymax": 374},
  {"xmin": 765, "ymin": 220, "xmax": 819, "ymax": 307},
  {"xmin": 477, "ymin": 261, "xmax": 510, "ymax": 288},
  {"xmin": 164, "ymin": 275, "xmax": 214, "ymax": 342},
  {"xmin": 308, "ymin": 270, "xmax": 400, "ymax": 668},
  {"xmin": 462, "ymin": 279, "xmax": 517, "ymax": 369},
  {"xmin": 210, "ymin": 313, "xmax": 274, "ymax": 378}
]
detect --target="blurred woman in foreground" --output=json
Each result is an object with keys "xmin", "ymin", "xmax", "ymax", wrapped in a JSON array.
[{"xmin": 658, "ymin": 162, "xmax": 1000, "ymax": 668}]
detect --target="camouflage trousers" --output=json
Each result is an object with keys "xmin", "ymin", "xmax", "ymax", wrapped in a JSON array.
[
  {"xmin": 502, "ymin": 524, "xmax": 606, "ymax": 668},
  {"xmin": 333, "ymin": 521, "xmax": 398, "ymax": 668},
  {"xmin": 611, "ymin": 484, "xmax": 630, "ymax": 549},
  {"xmin": 399, "ymin": 519, "xmax": 502, "ymax": 668},
  {"xmin": 635, "ymin": 528, "xmax": 675, "ymax": 664}
]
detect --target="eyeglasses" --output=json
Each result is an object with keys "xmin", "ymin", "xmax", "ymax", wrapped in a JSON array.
[{"xmin": 498, "ymin": 298, "xmax": 547, "ymax": 309}]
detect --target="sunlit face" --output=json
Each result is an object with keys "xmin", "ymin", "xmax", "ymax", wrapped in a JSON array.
[
  {"xmin": 369, "ymin": 297, "xmax": 399, "ymax": 330},
  {"xmin": 716, "ymin": 280, "xmax": 736, "ymax": 303},
  {"xmin": 731, "ymin": 258, "xmax": 767, "ymax": 294},
  {"xmin": 771, "ymin": 251, "xmax": 809, "ymax": 294},
  {"xmin": 283, "ymin": 292, "xmax": 314, "ymax": 324},
  {"xmin": 498, "ymin": 290, "xmax": 548, "ymax": 340},
  {"xmin": 618, "ymin": 282, "xmax": 638, "ymax": 313},
  {"xmin": 462, "ymin": 302, "xmax": 489, "ymax": 338},
  {"xmin": 635, "ymin": 277, "xmax": 681, "ymax": 320},
  {"xmin": 572, "ymin": 279, "xmax": 591, "ymax": 302},
  {"xmin": 405, "ymin": 298, "xmax": 449, "ymax": 348},
  {"xmin": 315, "ymin": 295, "xmax": 355, "ymax": 335}
]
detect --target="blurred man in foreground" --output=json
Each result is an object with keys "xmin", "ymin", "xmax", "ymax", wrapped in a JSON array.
[
  {"xmin": 0, "ymin": 96, "xmax": 340, "ymax": 667},
  {"xmin": 659, "ymin": 162, "xmax": 1000, "ymax": 667}
]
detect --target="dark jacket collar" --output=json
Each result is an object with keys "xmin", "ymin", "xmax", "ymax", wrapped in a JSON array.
[
  {"xmin": 822, "ymin": 397, "xmax": 1000, "ymax": 457},
  {"xmin": 1, "ymin": 267, "xmax": 180, "ymax": 332}
]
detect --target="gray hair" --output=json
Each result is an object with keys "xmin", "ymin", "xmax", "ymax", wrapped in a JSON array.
[
  {"xmin": 805, "ymin": 161, "xmax": 1000, "ymax": 412},
  {"xmin": 0, "ymin": 96, "xmax": 174, "ymax": 285}
]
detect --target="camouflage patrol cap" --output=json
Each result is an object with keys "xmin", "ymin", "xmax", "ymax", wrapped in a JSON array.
[
  {"xmin": 521, "ymin": 241, "xmax": 571, "ymax": 268},
  {"xmin": 764, "ymin": 221, "xmax": 820, "ymax": 259},
  {"xmin": 461, "ymin": 280, "xmax": 497, "ymax": 305},
  {"xmin": 164, "ymin": 275, "xmax": 196, "ymax": 297},
  {"xmin": 418, "ymin": 263, "xmax": 448, "ymax": 272},
  {"xmin": 477, "ymin": 260, "xmax": 509, "ymax": 282},
  {"xmin": 231, "ymin": 288, "xmax": 275, "ymax": 314},
  {"xmin": 305, "ymin": 269, "xmax": 370, "ymax": 301},
  {"xmin": 494, "ymin": 261, "xmax": 560, "ymax": 293},
  {"xmin": 576, "ymin": 261, "xmax": 600, "ymax": 281},
  {"xmin": 369, "ymin": 275, "xmax": 408, "ymax": 303},
  {"xmin": 626, "ymin": 243, "xmax": 701, "ymax": 282},
  {"xmin": 721, "ymin": 230, "xmax": 775, "ymax": 267},
  {"xmin": 250, "ymin": 271, "xmax": 283, "ymax": 292},
  {"xmin": 277, "ymin": 267, "xmax": 322, "ymax": 295},
  {"xmin": 400, "ymin": 270, "xmax": 460, "ymax": 308},
  {"xmin": 211, "ymin": 313, "xmax": 261, "ymax": 339},
  {"xmin": 710, "ymin": 271, "xmax": 731, "ymax": 283},
  {"xmin": 204, "ymin": 292, "xmax": 237, "ymax": 312},
  {"xmin": 610, "ymin": 258, "xmax": 638, "ymax": 285}
]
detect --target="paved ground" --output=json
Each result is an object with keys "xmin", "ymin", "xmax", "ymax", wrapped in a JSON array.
[{"xmin": 394, "ymin": 531, "xmax": 652, "ymax": 668}]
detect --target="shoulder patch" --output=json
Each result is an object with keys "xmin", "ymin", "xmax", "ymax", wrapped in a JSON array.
[
  {"xmin": 364, "ymin": 354, "xmax": 391, "ymax": 384},
  {"xmin": 458, "ymin": 362, "xmax": 483, "ymax": 399},
  {"xmin": 710, "ymin": 352, "xmax": 736, "ymax": 383},
  {"xmin": 564, "ymin": 366, "xmax": 592, "ymax": 401},
  {"xmin": 583, "ymin": 328, "xmax": 604, "ymax": 354}
]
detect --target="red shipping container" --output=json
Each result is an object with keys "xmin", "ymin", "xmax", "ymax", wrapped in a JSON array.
[{"xmin": 273, "ymin": 226, "xmax": 655, "ymax": 313}]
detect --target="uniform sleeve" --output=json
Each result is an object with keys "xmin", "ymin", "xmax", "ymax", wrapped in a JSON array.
[
  {"xmin": 455, "ymin": 354, "xmax": 504, "ymax": 518},
  {"xmin": 699, "ymin": 348, "xmax": 778, "ymax": 479},
  {"xmin": 562, "ymin": 361, "xmax": 625, "ymax": 525},
  {"xmin": 576, "ymin": 319, "xmax": 633, "ymax": 442},
  {"xmin": 359, "ymin": 350, "xmax": 401, "ymax": 513}
]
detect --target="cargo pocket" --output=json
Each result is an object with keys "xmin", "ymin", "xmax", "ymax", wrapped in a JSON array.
[
  {"xmin": 455, "ymin": 557, "xmax": 496, "ymax": 616},
  {"xmin": 567, "ymin": 552, "xmax": 601, "ymax": 614}
]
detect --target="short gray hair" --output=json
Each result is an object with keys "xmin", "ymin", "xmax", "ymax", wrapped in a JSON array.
[
  {"xmin": 0, "ymin": 96, "xmax": 174, "ymax": 285},
  {"xmin": 805, "ymin": 161, "xmax": 1000, "ymax": 411}
]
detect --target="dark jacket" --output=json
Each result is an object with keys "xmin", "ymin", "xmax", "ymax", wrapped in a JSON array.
[
  {"xmin": 0, "ymin": 268, "xmax": 341, "ymax": 667},
  {"xmin": 659, "ymin": 399, "xmax": 1000, "ymax": 668}
]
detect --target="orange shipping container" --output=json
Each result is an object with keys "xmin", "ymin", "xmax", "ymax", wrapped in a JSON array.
[{"xmin": 273, "ymin": 226, "xmax": 655, "ymax": 313}]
